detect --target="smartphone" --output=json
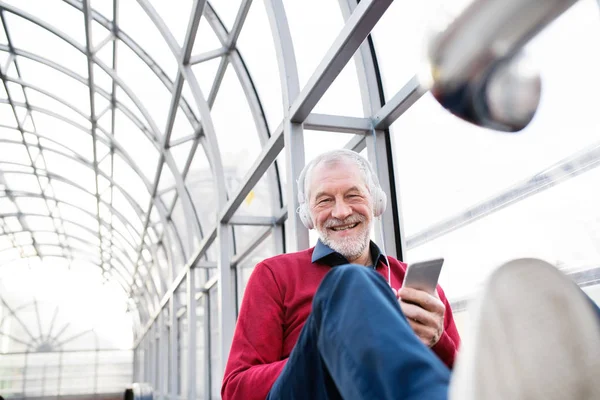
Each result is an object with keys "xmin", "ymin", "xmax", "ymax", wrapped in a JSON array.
[{"xmin": 402, "ymin": 258, "xmax": 444, "ymax": 295}]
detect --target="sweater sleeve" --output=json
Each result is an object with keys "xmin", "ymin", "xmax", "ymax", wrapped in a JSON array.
[
  {"xmin": 432, "ymin": 285, "xmax": 461, "ymax": 368},
  {"xmin": 221, "ymin": 262, "xmax": 288, "ymax": 400}
]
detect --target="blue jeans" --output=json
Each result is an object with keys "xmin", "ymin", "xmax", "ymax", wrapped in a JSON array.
[{"xmin": 266, "ymin": 264, "xmax": 450, "ymax": 400}]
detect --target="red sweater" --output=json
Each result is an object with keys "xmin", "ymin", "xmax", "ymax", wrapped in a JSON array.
[{"xmin": 222, "ymin": 245, "xmax": 461, "ymax": 400}]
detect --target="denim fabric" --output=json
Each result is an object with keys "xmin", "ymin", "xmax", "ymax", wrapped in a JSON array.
[{"xmin": 266, "ymin": 264, "xmax": 450, "ymax": 400}]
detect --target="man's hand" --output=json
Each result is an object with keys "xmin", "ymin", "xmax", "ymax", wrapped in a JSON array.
[{"xmin": 394, "ymin": 287, "xmax": 445, "ymax": 347}]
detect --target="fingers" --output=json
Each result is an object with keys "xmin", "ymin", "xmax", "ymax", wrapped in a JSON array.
[
  {"xmin": 398, "ymin": 287, "xmax": 444, "ymax": 314},
  {"xmin": 400, "ymin": 297, "xmax": 444, "ymax": 347},
  {"xmin": 399, "ymin": 301, "xmax": 437, "ymax": 328},
  {"xmin": 406, "ymin": 319, "xmax": 438, "ymax": 347}
]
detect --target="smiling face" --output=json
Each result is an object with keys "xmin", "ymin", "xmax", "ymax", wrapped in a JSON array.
[{"xmin": 308, "ymin": 159, "xmax": 374, "ymax": 263}]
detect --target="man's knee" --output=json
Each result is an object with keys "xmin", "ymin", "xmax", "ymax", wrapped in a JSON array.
[
  {"xmin": 324, "ymin": 264, "xmax": 372, "ymax": 286},
  {"xmin": 313, "ymin": 264, "xmax": 372, "ymax": 308}
]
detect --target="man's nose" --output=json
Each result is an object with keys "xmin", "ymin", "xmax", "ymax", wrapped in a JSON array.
[{"xmin": 331, "ymin": 200, "xmax": 352, "ymax": 220}]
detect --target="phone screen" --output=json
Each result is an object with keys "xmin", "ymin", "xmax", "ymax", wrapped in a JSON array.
[{"xmin": 402, "ymin": 258, "xmax": 444, "ymax": 294}]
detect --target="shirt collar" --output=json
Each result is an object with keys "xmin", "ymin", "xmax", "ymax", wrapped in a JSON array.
[{"xmin": 312, "ymin": 239, "xmax": 389, "ymax": 267}]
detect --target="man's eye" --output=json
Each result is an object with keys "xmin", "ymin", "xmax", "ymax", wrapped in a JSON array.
[{"xmin": 318, "ymin": 199, "xmax": 331, "ymax": 204}]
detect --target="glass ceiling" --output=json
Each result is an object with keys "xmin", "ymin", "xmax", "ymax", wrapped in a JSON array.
[{"xmin": 0, "ymin": 0, "xmax": 599, "ymax": 367}]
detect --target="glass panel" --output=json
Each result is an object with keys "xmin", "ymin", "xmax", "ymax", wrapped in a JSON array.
[
  {"xmin": 0, "ymin": 103, "xmax": 17, "ymax": 127},
  {"xmin": 158, "ymin": 162, "xmax": 176, "ymax": 194},
  {"xmin": 33, "ymin": 232, "xmax": 60, "ymax": 246},
  {"xmin": 0, "ymin": 15, "xmax": 7, "ymax": 44},
  {"xmin": 16, "ymin": 56, "xmax": 91, "ymax": 120},
  {"xmin": 112, "ymin": 153, "xmax": 151, "ymax": 210},
  {"xmin": 0, "ymin": 142, "xmax": 30, "ymax": 165},
  {"xmin": 0, "ymin": 235, "xmax": 14, "ymax": 251},
  {"xmin": 211, "ymin": 63, "xmax": 262, "ymax": 192},
  {"xmin": 0, "ymin": 259, "xmax": 133, "ymax": 356},
  {"xmin": 303, "ymin": 129, "xmax": 356, "ymax": 164},
  {"xmin": 118, "ymin": 0, "xmax": 177, "ymax": 80},
  {"xmin": 112, "ymin": 189, "xmax": 144, "ymax": 236},
  {"xmin": 94, "ymin": 34, "xmax": 114, "ymax": 67},
  {"xmin": 114, "ymin": 108, "xmax": 160, "ymax": 183},
  {"xmin": 231, "ymin": 163, "xmax": 281, "ymax": 217},
  {"xmin": 410, "ymin": 167, "xmax": 600, "ymax": 301},
  {"xmin": 170, "ymin": 140, "xmax": 194, "ymax": 174},
  {"xmin": 0, "ymin": 77, "xmax": 7, "ymax": 100},
  {"xmin": 113, "ymin": 84, "xmax": 148, "ymax": 128},
  {"xmin": 5, "ymin": 0, "xmax": 86, "ymax": 46},
  {"xmin": 236, "ymin": 232, "xmax": 277, "ymax": 311},
  {"xmin": 91, "ymin": 0, "xmax": 114, "ymax": 20},
  {"xmin": 111, "ymin": 216, "xmax": 138, "ymax": 252},
  {"xmin": 186, "ymin": 144, "xmax": 216, "ymax": 233},
  {"xmin": 25, "ymin": 216, "xmax": 58, "ymax": 232},
  {"xmin": 191, "ymin": 16, "xmax": 226, "ymax": 56},
  {"xmin": 190, "ymin": 56, "xmax": 222, "ymax": 101},
  {"xmin": 210, "ymin": 0, "xmax": 243, "ymax": 31},
  {"xmin": 4, "ymin": 216, "xmax": 23, "ymax": 232},
  {"xmin": 372, "ymin": 0, "xmax": 473, "ymax": 98},
  {"xmin": 394, "ymin": 0, "xmax": 600, "ymax": 235},
  {"xmin": 372, "ymin": 0, "xmax": 432, "ymax": 96},
  {"xmin": 96, "ymin": 350, "xmax": 134, "ymax": 393},
  {"xmin": 43, "ymin": 151, "xmax": 96, "ymax": 194},
  {"xmin": 196, "ymin": 297, "xmax": 206, "ymax": 399},
  {"xmin": 6, "ymin": 81, "xmax": 26, "ymax": 104},
  {"xmin": 91, "ymin": 16, "xmax": 112, "ymax": 48},
  {"xmin": 0, "ymin": 126, "xmax": 22, "ymax": 141},
  {"xmin": 93, "ymin": 63, "xmax": 115, "ymax": 94},
  {"xmin": 236, "ymin": 0, "xmax": 283, "ymax": 132},
  {"xmin": 282, "ymin": 0, "xmax": 345, "ymax": 88},
  {"xmin": 50, "ymin": 179, "xmax": 97, "ymax": 215},
  {"xmin": 13, "ymin": 231, "xmax": 33, "ymax": 246},
  {"xmin": 0, "ymin": 247, "xmax": 20, "ymax": 264},
  {"xmin": 3, "ymin": 172, "xmax": 39, "ymax": 193},
  {"xmin": 62, "ymin": 221, "xmax": 98, "ymax": 246},
  {"xmin": 37, "ymin": 244, "xmax": 63, "ymax": 256},
  {"xmin": 392, "ymin": 0, "xmax": 600, "ymax": 302},
  {"xmin": 312, "ymin": 60, "xmax": 363, "ymax": 117},
  {"xmin": 148, "ymin": 0, "xmax": 193, "ymax": 46},
  {"xmin": 165, "ymin": 222, "xmax": 184, "ymax": 273},
  {"xmin": 169, "ymin": 105, "xmax": 195, "ymax": 145},
  {"xmin": 4, "ymin": 12, "xmax": 88, "ymax": 77},
  {"xmin": 30, "ymin": 110, "xmax": 93, "ymax": 160},
  {"xmin": 177, "ymin": 312, "xmax": 188, "ymax": 395},
  {"xmin": 115, "ymin": 42, "xmax": 173, "ymax": 133},
  {"xmin": 181, "ymin": 79, "xmax": 201, "ymax": 120},
  {"xmin": 15, "ymin": 197, "xmax": 49, "ymax": 216},
  {"xmin": 208, "ymin": 286, "xmax": 220, "ymax": 400},
  {"xmin": 57, "ymin": 203, "xmax": 98, "ymax": 232},
  {"xmin": 171, "ymin": 197, "xmax": 195, "ymax": 259}
]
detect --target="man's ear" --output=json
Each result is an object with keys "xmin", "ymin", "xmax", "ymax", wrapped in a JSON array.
[{"xmin": 298, "ymin": 202, "xmax": 314, "ymax": 229}]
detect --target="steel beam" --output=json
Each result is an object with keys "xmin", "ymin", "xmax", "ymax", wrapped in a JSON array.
[
  {"xmin": 373, "ymin": 75, "xmax": 425, "ymax": 130},
  {"xmin": 289, "ymin": 0, "xmax": 393, "ymax": 122}
]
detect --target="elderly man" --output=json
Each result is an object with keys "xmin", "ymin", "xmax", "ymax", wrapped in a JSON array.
[
  {"xmin": 222, "ymin": 149, "xmax": 600, "ymax": 400},
  {"xmin": 222, "ymin": 149, "xmax": 460, "ymax": 399}
]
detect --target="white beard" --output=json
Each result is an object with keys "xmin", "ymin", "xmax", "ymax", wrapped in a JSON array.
[{"xmin": 317, "ymin": 214, "xmax": 371, "ymax": 261}]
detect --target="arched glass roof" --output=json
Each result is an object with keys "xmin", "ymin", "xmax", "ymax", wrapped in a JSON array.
[{"xmin": 1, "ymin": 0, "xmax": 600, "ymax": 398}]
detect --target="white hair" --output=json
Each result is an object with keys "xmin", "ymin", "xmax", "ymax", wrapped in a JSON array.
[{"xmin": 297, "ymin": 149, "xmax": 381, "ymax": 205}]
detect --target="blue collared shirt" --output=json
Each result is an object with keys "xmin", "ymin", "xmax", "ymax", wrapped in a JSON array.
[{"xmin": 311, "ymin": 239, "xmax": 389, "ymax": 269}]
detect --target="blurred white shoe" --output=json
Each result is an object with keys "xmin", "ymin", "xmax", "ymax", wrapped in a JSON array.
[{"xmin": 449, "ymin": 258, "xmax": 600, "ymax": 400}]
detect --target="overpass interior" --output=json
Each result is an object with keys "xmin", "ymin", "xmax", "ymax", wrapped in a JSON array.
[{"xmin": 1, "ymin": 0, "xmax": 600, "ymax": 399}]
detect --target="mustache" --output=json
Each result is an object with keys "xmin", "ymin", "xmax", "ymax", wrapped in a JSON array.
[{"xmin": 323, "ymin": 214, "xmax": 365, "ymax": 228}]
